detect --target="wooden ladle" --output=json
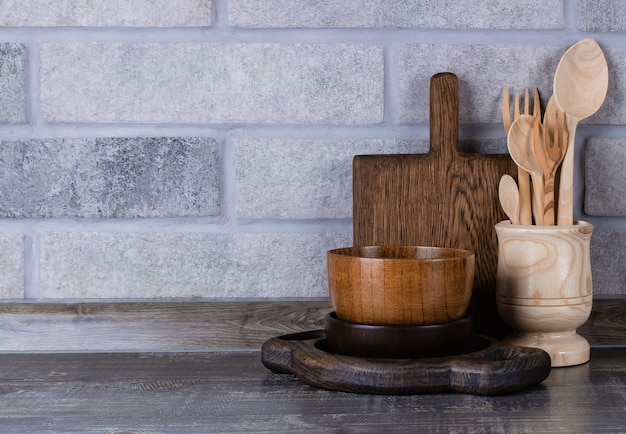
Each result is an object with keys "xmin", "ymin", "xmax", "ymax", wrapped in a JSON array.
[
  {"xmin": 553, "ymin": 38, "xmax": 609, "ymax": 225},
  {"xmin": 508, "ymin": 114, "xmax": 545, "ymax": 225}
]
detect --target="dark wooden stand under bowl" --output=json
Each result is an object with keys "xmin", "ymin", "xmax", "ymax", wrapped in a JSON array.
[
  {"xmin": 261, "ymin": 330, "xmax": 551, "ymax": 396},
  {"xmin": 324, "ymin": 312, "xmax": 472, "ymax": 359}
]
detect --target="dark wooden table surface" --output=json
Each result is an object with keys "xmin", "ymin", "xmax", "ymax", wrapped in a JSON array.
[{"xmin": 0, "ymin": 348, "xmax": 624, "ymax": 433}]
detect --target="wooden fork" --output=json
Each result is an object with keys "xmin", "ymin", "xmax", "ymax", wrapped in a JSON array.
[
  {"xmin": 503, "ymin": 87, "xmax": 540, "ymax": 225},
  {"xmin": 535, "ymin": 96, "xmax": 568, "ymax": 225}
]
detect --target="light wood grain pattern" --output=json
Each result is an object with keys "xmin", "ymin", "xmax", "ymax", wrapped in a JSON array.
[
  {"xmin": 535, "ymin": 97, "xmax": 568, "ymax": 225},
  {"xmin": 507, "ymin": 114, "xmax": 545, "ymax": 225},
  {"xmin": 554, "ymin": 38, "xmax": 609, "ymax": 225},
  {"xmin": 0, "ymin": 298, "xmax": 622, "ymax": 352},
  {"xmin": 496, "ymin": 221, "xmax": 594, "ymax": 366},
  {"xmin": 502, "ymin": 87, "xmax": 533, "ymax": 226},
  {"xmin": 0, "ymin": 349, "xmax": 624, "ymax": 432},
  {"xmin": 353, "ymin": 73, "xmax": 518, "ymax": 337},
  {"xmin": 499, "ymin": 174, "xmax": 520, "ymax": 225}
]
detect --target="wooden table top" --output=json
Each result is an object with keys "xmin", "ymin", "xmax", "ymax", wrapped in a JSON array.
[{"xmin": 0, "ymin": 348, "xmax": 624, "ymax": 433}]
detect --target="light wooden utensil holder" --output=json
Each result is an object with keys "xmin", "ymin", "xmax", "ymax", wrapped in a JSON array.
[{"xmin": 495, "ymin": 220, "xmax": 593, "ymax": 367}]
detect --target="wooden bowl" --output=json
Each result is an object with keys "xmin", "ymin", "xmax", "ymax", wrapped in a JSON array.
[
  {"xmin": 324, "ymin": 312, "xmax": 473, "ymax": 359},
  {"xmin": 327, "ymin": 246, "xmax": 475, "ymax": 325}
]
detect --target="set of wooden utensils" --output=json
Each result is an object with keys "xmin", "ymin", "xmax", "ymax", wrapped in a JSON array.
[{"xmin": 499, "ymin": 38, "xmax": 608, "ymax": 226}]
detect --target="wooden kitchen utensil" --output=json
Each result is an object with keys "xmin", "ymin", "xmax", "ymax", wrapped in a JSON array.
[
  {"xmin": 534, "ymin": 99, "xmax": 568, "ymax": 225},
  {"xmin": 352, "ymin": 72, "xmax": 517, "ymax": 337},
  {"xmin": 502, "ymin": 87, "xmax": 535, "ymax": 225},
  {"xmin": 507, "ymin": 114, "xmax": 545, "ymax": 225},
  {"xmin": 553, "ymin": 38, "xmax": 609, "ymax": 225},
  {"xmin": 498, "ymin": 175, "xmax": 520, "ymax": 225}
]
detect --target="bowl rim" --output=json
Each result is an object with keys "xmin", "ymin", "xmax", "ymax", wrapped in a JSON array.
[{"xmin": 327, "ymin": 245, "xmax": 474, "ymax": 261}]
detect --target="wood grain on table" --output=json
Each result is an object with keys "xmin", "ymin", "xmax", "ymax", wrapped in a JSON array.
[
  {"xmin": 0, "ymin": 299, "xmax": 622, "ymax": 352},
  {"xmin": 0, "ymin": 349, "xmax": 623, "ymax": 432}
]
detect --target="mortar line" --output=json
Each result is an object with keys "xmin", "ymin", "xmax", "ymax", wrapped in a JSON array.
[
  {"xmin": 219, "ymin": 134, "xmax": 238, "ymax": 223},
  {"xmin": 383, "ymin": 43, "xmax": 400, "ymax": 124},
  {"xmin": 24, "ymin": 39, "xmax": 42, "ymax": 128},
  {"xmin": 23, "ymin": 234, "xmax": 41, "ymax": 299},
  {"xmin": 564, "ymin": 0, "xmax": 578, "ymax": 31},
  {"xmin": 0, "ymin": 26, "xmax": 622, "ymax": 46},
  {"xmin": 212, "ymin": 0, "xmax": 228, "ymax": 29}
]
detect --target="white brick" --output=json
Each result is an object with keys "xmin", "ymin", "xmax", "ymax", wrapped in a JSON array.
[
  {"xmin": 0, "ymin": 138, "xmax": 220, "ymax": 218},
  {"xmin": 399, "ymin": 44, "xmax": 563, "ymax": 124},
  {"xmin": 578, "ymin": 0, "xmax": 626, "ymax": 31},
  {"xmin": 0, "ymin": 0, "xmax": 211, "ymax": 26},
  {"xmin": 236, "ymin": 139, "xmax": 423, "ymax": 219},
  {"xmin": 229, "ymin": 0, "xmax": 563, "ymax": 29},
  {"xmin": 591, "ymin": 230, "xmax": 626, "ymax": 296},
  {"xmin": 0, "ymin": 43, "xmax": 26, "ymax": 123},
  {"xmin": 0, "ymin": 233, "xmax": 24, "ymax": 298},
  {"xmin": 585, "ymin": 139, "xmax": 626, "ymax": 216},
  {"xmin": 41, "ymin": 43, "xmax": 384, "ymax": 124},
  {"xmin": 40, "ymin": 232, "xmax": 352, "ymax": 298}
]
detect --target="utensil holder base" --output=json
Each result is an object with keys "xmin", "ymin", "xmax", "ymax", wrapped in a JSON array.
[{"xmin": 503, "ymin": 330, "xmax": 590, "ymax": 367}]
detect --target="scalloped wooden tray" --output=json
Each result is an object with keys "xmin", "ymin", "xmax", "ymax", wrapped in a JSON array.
[{"xmin": 261, "ymin": 330, "xmax": 551, "ymax": 396}]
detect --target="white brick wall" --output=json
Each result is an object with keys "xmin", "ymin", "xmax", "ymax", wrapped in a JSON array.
[{"xmin": 0, "ymin": 0, "xmax": 624, "ymax": 298}]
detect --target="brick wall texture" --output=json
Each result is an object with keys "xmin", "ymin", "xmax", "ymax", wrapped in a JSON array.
[{"xmin": 0, "ymin": 1, "xmax": 624, "ymax": 299}]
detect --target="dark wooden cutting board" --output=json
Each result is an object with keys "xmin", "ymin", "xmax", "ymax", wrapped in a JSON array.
[{"xmin": 352, "ymin": 73, "xmax": 517, "ymax": 337}]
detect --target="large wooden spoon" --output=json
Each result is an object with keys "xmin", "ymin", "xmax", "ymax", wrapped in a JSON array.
[
  {"xmin": 507, "ymin": 114, "xmax": 545, "ymax": 225},
  {"xmin": 553, "ymin": 38, "xmax": 609, "ymax": 225},
  {"xmin": 498, "ymin": 174, "xmax": 520, "ymax": 225}
]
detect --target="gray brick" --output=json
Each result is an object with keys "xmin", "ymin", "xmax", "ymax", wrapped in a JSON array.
[
  {"xmin": 0, "ymin": 138, "xmax": 220, "ymax": 218},
  {"xmin": 41, "ymin": 43, "xmax": 384, "ymax": 124},
  {"xmin": 593, "ymin": 48, "xmax": 626, "ymax": 125},
  {"xmin": 578, "ymin": 0, "xmax": 626, "ymax": 31},
  {"xmin": 0, "ymin": 43, "xmax": 26, "ymax": 123},
  {"xmin": 39, "ymin": 231, "xmax": 352, "ymax": 298},
  {"xmin": 236, "ymin": 139, "xmax": 423, "ymax": 219},
  {"xmin": 0, "ymin": 0, "xmax": 211, "ymax": 26},
  {"xmin": 399, "ymin": 44, "xmax": 563, "ymax": 124},
  {"xmin": 585, "ymin": 139, "xmax": 626, "ymax": 216},
  {"xmin": 229, "ymin": 0, "xmax": 563, "ymax": 29},
  {"xmin": 591, "ymin": 230, "xmax": 626, "ymax": 296},
  {"xmin": 0, "ymin": 233, "xmax": 24, "ymax": 298}
]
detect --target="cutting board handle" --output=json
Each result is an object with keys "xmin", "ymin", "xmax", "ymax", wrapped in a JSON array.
[{"xmin": 430, "ymin": 72, "xmax": 459, "ymax": 161}]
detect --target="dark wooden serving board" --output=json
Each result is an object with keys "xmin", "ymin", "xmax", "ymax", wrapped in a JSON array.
[
  {"xmin": 352, "ymin": 73, "xmax": 518, "ymax": 337},
  {"xmin": 261, "ymin": 331, "xmax": 551, "ymax": 396}
]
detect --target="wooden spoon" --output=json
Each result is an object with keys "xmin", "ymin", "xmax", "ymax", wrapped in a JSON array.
[
  {"xmin": 553, "ymin": 38, "xmax": 609, "ymax": 225},
  {"xmin": 498, "ymin": 174, "xmax": 520, "ymax": 225},
  {"xmin": 507, "ymin": 114, "xmax": 545, "ymax": 225}
]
